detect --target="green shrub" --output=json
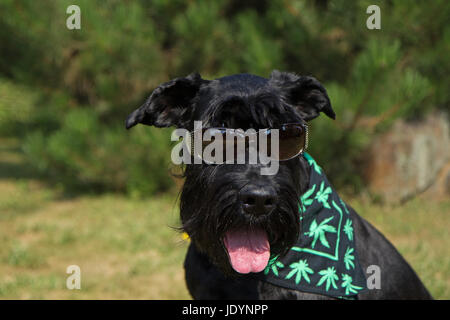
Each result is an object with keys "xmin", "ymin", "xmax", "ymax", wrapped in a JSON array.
[
  {"xmin": 22, "ymin": 108, "xmax": 174, "ymax": 196},
  {"xmin": 0, "ymin": 79, "xmax": 37, "ymax": 136},
  {"xmin": 0, "ymin": 0, "xmax": 448, "ymax": 196}
]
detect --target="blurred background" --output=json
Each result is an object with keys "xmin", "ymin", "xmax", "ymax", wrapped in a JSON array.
[{"xmin": 0, "ymin": 0, "xmax": 448, "ymax": 299}]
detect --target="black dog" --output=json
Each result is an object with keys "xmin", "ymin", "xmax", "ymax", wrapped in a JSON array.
[{"xmin": 126, "ymin": 71, "xmax": 432, "ymax": 299}]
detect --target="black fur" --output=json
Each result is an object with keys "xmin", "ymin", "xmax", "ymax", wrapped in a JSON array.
[{"xmin": 126, "ymin": 71, "xmax": 432, "ymax": 300}]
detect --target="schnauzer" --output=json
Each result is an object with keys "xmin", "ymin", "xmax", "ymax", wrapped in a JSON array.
[{"xmin": 126, "ymin": 71, "xmax": 432, "ymax": 300}]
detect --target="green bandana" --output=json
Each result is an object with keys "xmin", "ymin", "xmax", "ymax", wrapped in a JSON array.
[{"xmin": 260, "ymin": 152, "xmax": 367, "ymax": 298}]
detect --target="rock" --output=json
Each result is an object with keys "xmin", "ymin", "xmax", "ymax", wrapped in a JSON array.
[{"xmin": 364, "ymin": 112, "xmax": 450, "ymax": 203}]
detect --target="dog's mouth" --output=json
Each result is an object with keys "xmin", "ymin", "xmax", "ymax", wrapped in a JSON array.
[{"xmin": 223, "ymin": 227, "xmax": 270, "ymax": 274}]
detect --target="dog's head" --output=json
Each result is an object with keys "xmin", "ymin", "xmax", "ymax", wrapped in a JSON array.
[{"xmin": 126, "ymin": 71, "xmax": 335, "ymax": 275}]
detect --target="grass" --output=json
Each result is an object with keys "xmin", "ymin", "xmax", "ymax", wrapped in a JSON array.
[
  {"xmin": 350, "ymin": 197, "xmax": 450, "ymax": 299},
  {"xmin": 0, "ymin": 137, "xmax": 448, "ymax": 299}
]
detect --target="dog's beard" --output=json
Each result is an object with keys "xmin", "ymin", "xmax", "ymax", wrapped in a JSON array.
[{"xmin": 180, "ymin": 178, "xmax": 300, "ymax": 276}]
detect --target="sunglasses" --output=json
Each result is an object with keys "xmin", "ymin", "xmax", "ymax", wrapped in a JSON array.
[{"xmin": 186, "ymin": 123, "xmax": 308, "ymax": 163}]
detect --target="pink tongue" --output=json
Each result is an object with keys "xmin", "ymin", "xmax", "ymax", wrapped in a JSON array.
[{"xmin": 224, "ymin": 228, "xmax": 270, "ymax": 274}]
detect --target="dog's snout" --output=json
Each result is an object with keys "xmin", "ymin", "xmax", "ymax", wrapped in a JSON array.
[{"xmin": 239, "ymin": 185, "xmax": 277, "ymax": 216}]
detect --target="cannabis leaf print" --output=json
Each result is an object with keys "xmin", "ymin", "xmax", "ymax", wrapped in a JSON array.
[
  {"xmin": 307, "ymin": 156, "xmax": 322, "ymax": 175},
  {"xmin": 341, "ymin": 274, "xmax": 363, "ymax": 295},
  {"xmin": 285, "ymin": 259, "xmax": 314, "ymax": 284},
  {"xmin": 340, "ymin": 199, "xmax": 350, "ymax": 214},
  {"xmin": 344, "ymin": 247, "xmax": 355, "ymax": 270},
  {"xmin": 317, "ymin": 267, "xmax": 339, "ymax": 291},
  {"xmin": 314, "ymin": 181, "xmax": 332, "ymax": 209},
  {"xmin": 266, "ymin": 153, "xmax": 367, "ymax": 297},
  {"xmin": 306, "ymin": 216, "xmax": 337, "ymax": 248},
  {"xmin": 343, "ymin": 219, "xmax": 353, "ymax": 241},
  {"xmin": 264, "ymin": 256, "xmax": 284, "ymax": 276},
  {"xmin": 300, "ymin": 184, "xmax": 316, "ymax": 213},
  {"xmin": 305, "ymin": 153, "xmax": 322, "ymax": 174}
]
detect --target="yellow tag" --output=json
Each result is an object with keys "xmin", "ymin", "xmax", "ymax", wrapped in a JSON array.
[{"xmin": 181, "ymin": 232, "xmax": 190, "ymax": 242}]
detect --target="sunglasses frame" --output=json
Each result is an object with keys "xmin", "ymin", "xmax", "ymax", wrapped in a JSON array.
[
  {"xmin": 276, "ymin": 122, "xmax": 309, "ymax": 161},
  {"xmin": 188, "ymin": 122, "xmax": 308, "ymax": 163}
]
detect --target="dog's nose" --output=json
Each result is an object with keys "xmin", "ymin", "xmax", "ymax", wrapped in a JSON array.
[{"xmin": 239, "ymin": 185, "xmax": 277, "ymax": 216}]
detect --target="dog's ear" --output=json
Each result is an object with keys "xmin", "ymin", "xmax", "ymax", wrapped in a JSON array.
[
  {"xmin": 125, "ymin": 73, "xmax": 206, "ymax": 129},
  {"xmin": 269, "ymin": 70, "xmax": 335, "ymax": 121}
]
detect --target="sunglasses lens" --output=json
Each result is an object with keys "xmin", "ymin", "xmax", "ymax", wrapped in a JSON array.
[
  {"xmin": 200, "ymin": 128, "xmax": 230, "ymax": 163},
  {"xmin": 278, "ymin": 125, "xmax": 306, "ymax": 160},
  {"xmin": 190, "ymin": 125, "xmax": 306, "ymax": 163}
]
